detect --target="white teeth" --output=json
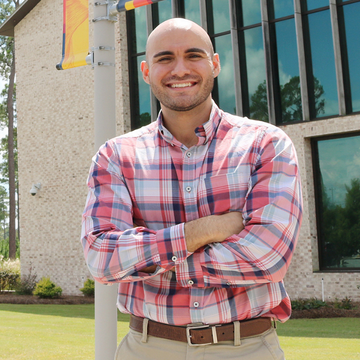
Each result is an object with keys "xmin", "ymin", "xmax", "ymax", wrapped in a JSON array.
[{"xmin": 171, "ymin": 83, "xmax": 193, "ymax": 88}]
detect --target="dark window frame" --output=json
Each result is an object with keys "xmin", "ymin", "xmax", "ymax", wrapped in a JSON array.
[
  {"xmin": 312, "ymin": 132, "xmax": 360, "ymax": 272},
  {"xmin": 126, "ymin": 0, "xmax": 360, "ymax": 129}
]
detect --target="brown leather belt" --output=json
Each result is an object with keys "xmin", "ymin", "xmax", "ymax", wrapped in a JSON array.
[{"xmin": 130, "ymin": 315, "xmax": 272, "ymax": 346}]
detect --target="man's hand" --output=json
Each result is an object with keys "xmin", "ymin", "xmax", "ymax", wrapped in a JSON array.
[
  {"xmin": 184, "ymin": 212, "xmax": 243, "ymax": 252},
  {"xmin": 139, "ymin": 265, "xmax": 157, "ymax": 273},
  {"xmin": 137, "ymin": 212, "xmax": 243, "ymax": 272}
]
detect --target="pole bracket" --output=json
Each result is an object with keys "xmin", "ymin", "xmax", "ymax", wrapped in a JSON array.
[
  {"xmin": 93, "ymin": 1, "xmax": 118, "ymax": 22},
  {"xmin": 86, "ymin": 47, "xmax": 116, "ymax": 68},
  {"xmin": 94, "ymin": 46, "xmax": 116, "ymax": 51},
  {"xmin": 96, "ymin": 61, "xmax": 115, "ymax": 67},
  {"xmin": 86, "ymin": 51, "xmax": 94, "ymax": 68}
]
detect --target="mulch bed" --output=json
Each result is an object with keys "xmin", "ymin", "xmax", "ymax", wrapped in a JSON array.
[
  {"xmin": 1, "ymin": 292, "xmax": 359, "ymax": 318},
  {"xmin": 291, "ymin": 302, "xmax": 360, "ymax": 319},
  {"xmin": 0, "ymin": 292, "xmax": 94, "ymax": 305}
]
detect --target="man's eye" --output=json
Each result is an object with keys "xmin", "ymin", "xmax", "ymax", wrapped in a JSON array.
[
  {"xmin": 158, "ymin": 57, "xmax": 172, "ymax": 62},
  {"xmin": 188, "ymin": 54, "xmax": 203, "ymax": 59}
]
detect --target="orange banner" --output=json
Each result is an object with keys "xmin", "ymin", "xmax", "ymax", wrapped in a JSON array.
[
  {"xmin": 117, "ymin": 0, "xmax": 165, "ymax": 12},
  {"xmin": 57, "ymin": 0, "xmax": 89, "ymax": 70}
]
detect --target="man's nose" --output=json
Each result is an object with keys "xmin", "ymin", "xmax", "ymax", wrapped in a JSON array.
[{"xmin": 170, "ymin": 59, "xmax": 190, "ymax": 77}]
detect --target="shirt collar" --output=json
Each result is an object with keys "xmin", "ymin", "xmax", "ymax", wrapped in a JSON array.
[{"xmin": 157, "ymin": 101, "xmax": 223, "ymax": 147}]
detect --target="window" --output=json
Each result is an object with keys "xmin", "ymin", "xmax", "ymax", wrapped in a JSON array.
[
  {"xmin": 340, "ymin": 1, "xmax": 360, "ymax": 112},
  {"xmin": 237, "ymin": 1, "xmax": 267, "ymax": 121},
  {"xmin": 126, "ymin": 0, "xmax": 360, "ymax": 128},
  {"xmin": 268, "ymin": 2, "xmax": 301, "ymax": 124},
  {"xmin": 313, "ymin": 133, "xmax": 360, "ymax": 270},
  {"xmin": 184, "ymin": 0, "xmax": 201, "ymax": 24},
  {"xmin": 126, "ymin": 6, "xmax": 151, "ymax": 129},
  {"xmin": 207, "ymin": 0, "xmax": 235, "ymax": 114},
  {"xmin": 303, "ymin": 5, "xmax": 338, "ymax": 118}
]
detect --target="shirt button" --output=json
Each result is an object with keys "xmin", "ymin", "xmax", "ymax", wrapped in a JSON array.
[
  {"xmin": 185, "ymin": 186, "xmax": 192, "ymax": 192},
  {"xmin": 188, "ymin": 280, "xmax": 194, "ymax": 286},
  {"xmin": 171, "ymin": 256, "xmax": 177, "ymax": 262},
  {"xmin": 226, "ymin": 282, "xmax": 231, "ymax": 286},
  {"xmin": 194, "ymin": 302, "xmax": 199, "ymax": 308},
  {"xmin": 186, "ymin": 151, "xmax": 191, "ymax": 158}
]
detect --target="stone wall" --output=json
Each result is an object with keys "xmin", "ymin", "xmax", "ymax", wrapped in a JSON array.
[
  {"xmin": 281, "ymin": 115, "xmax": 360, "ymax": 301},
  {"xmin": 15, "ymin": 0, "xmax": 130, "ymax": 295}
]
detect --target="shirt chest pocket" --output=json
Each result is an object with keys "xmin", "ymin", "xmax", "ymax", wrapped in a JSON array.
[{"xmin": 197, "ymin": 170, "xmax": 249, "ymax": 217}]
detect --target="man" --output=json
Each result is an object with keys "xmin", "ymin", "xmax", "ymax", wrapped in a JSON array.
[{"xmin": 81, "ymin": 18, "xmax": 302, "ymax": 360}]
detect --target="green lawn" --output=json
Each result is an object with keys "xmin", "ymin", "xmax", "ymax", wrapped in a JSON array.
[
  {"xmin": 277, "ymin": 318, "xmax": 360, "ymax": 360},
  {"xmin": 0, "ymin": 304, "xmax": 359, "ymax": 360}
]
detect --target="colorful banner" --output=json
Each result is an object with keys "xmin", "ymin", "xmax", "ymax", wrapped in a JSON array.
[
  {"xmin": 117, "ymin": 0, "xmax": 165, "ymax": 12},
  {"xmin": 56, "ymin": 0, "xmax": 89, "ymax": 70}
]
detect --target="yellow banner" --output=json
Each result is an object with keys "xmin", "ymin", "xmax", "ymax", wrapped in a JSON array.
[{"xmin": 57, "ymin": 0, "xmax": 89, "ymax": 70}]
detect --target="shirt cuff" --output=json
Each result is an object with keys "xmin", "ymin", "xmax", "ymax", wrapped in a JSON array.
[{"xmin": 155, "ymin": 223, "xmax": 191, "ymax": 269}]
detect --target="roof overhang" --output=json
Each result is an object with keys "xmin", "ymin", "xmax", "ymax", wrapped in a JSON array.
[{"xmin": 0, "ymin": 0, "xmax": 41, "ymax": 37}]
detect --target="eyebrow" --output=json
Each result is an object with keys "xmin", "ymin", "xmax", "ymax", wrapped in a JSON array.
[{"xmin": 153, "ymin": 48, "xmax": 208, "ymax": 59}]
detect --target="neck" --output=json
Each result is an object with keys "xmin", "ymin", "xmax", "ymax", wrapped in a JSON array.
[{"xmin": 161, "ymin": 98, "xmax": 213, "ymax": 148}]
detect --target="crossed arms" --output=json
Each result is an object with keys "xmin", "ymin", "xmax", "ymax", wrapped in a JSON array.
[{"xmin": 81, "ymin": 126, "xmax": 302, "ymax": 287}]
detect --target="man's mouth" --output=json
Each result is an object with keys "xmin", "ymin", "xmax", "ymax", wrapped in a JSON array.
[{"xmin": 169, "ymin": 82, "xmax": 195, "ymax": 88}]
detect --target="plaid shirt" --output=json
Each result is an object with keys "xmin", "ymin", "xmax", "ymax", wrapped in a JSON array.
[{"xmin": 81, "ymin": 103, "xmax": 302, "ymax": 325}]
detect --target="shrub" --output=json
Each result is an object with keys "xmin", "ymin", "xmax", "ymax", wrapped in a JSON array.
[
  {"xmin": 15, "ymin": 265, "xmax": 38, "ymax": 295},
  {"xmin": 0, "ymin": 270, "xmax": 20, "ymax": 291},
  {"xmin": 291, "ymin": 298, "xmax": 327, "ymax": 311},
  {"xmin": 334, "ymin": 297, "xmax": 354, "ymax": 310},
  {"xmin": 0, "ymin": 256, "xmax": 21, "ymax": 291},
  {"xmin": 33, "ymin": 277, "xmax": 62, "ymax": 299},
  {"xmin": 0, "ymin": 238, "xmax": 20, "ymax": 259},
  {"xmin": 80, "ymin": 279, "xmax": 95, "ymax": 297}
]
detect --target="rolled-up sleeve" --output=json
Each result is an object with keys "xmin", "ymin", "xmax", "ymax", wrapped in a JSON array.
[
  {"xmin": 175, "ymin": 127, "xmax": 302, "ymax": 288},
  {"xmin": 81, "ymin": 141, "xmax": 189, "ymax": 283}
]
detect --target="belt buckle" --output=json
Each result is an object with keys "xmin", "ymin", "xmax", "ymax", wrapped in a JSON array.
[{"xmin": 186, "ymin": 324, "xmax": 212, "ymax": 347}]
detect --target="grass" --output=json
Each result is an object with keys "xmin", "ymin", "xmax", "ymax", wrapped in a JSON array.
[
  {"xmin": 0, "ymin": 304, "xmax": 359, "ymax": 360},
  {"xmin": 0, "ymin": 304, "xmax": 129, "ymax": 360},
  {"xmin": 277, "ymin": 318, "xmax": 360, "ymax": 360}
]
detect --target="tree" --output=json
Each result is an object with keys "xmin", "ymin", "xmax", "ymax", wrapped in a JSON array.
[
  {"xmin": 249, "ymin": 76, "xmax": 325, "ymax": 123},
  {"xmin": 249, "ymin": 80, "xmax": 268, "ymax": 121},
  {"xmin": 0, "ymin": 0, "xmax": 20, "ymax": 259},
  {"xmin": 321, "ymin": 178, "xmax": 360, "ymax": 267}
]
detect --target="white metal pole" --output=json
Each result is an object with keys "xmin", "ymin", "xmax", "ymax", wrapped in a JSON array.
[
  {"xmin": 93, "ymin": 2, "xmax": 118, "ymax": 360},
  {"xmin": 91, "ymin": 2, "xmax": 166, "ymax": 358}
]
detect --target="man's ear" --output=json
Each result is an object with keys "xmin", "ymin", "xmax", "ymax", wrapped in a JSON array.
[
  {"xmin": 141, "ymin": 61, "xmax": 150, "ymax": 84},
  {"xmin": 212, "ymin": 53, "xmax": 221, "ymax": 79}
]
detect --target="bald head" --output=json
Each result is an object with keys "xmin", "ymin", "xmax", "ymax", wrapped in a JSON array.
[
  {"xmin": 140, "ymin": 17, "xmax": 221, "ymax": 115},
  {"xmin": 146, "ymin": 18, "xmax": 214, "ymax": 62}
]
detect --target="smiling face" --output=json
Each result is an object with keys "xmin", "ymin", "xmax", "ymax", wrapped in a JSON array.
[{"xmin": 141, "ymin": 19, "xmax": 220, "ymax": 113}]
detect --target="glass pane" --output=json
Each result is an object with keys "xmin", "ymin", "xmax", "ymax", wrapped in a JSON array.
[
  {"xmin": 343, "ymin": 2, "xmax": 360, "ymax": 112},
  {"xmin": 134, "ymin": 6, "xmax": 147, "ymax": 53},
  {"xmin": 184, "ymin": 0, "xmax": 201, "ymax": 25},
  {"xmin": 306, "ymin": 0, "xmax": 329, "ymax": 11},
  {"xmin": 158, "ymin": 0, "xmax": 172, "ymax": 24},
  {"xmin": 214, "ymin": 35, "xmax": 236, "ymax": 113},
  {"xmin": 275, "ymin": 19, "xmax": 302, "ymax": 123},
  {"xmin": 273, "ymin": 0, "xmax": 294, "ymax": 19},
  {"xmin": 308, "ymin": 10, "xmax": 338, "ymax": 118},
  {"xmin": 244, "ymin": 27, "xmax": 268, "ymax": 121},
  {"xmin": 241, "ymin": 0, "xmax": 261, "ymax": 27},
  {"xmin": 211, "ymin": 0, "xmax": 230, "ymax": 34},
  {"xmin": 137, "ymin": 55, "xmax": 151, "ymax": 127},
  {"xmin": 317, "ymin": 135, "xmax": 360, "ymax": 269}
]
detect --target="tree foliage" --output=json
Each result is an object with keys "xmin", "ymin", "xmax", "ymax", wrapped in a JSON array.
[
  {"xmin": 0, "ymin": 1, "xmax": 15, "ymax": 70},
  {"xmin": 0, "ymin": 0, "xmax": 20, "ymax": 259},
  {"xmin": 321, "ymin": 178, "xmax": 360, "ymax": 268},
  {"xmin": 249, "ymin": 76, "xmax": 325, "ymax": 122},
  {"xmin": 0, "ymin": 85, "xmax": 17, "ymax": 182}
]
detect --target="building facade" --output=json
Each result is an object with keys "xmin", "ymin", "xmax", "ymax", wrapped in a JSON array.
[{"xmin": 1, "ymin": 0, "xmax": 359, "ymax": 300}]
